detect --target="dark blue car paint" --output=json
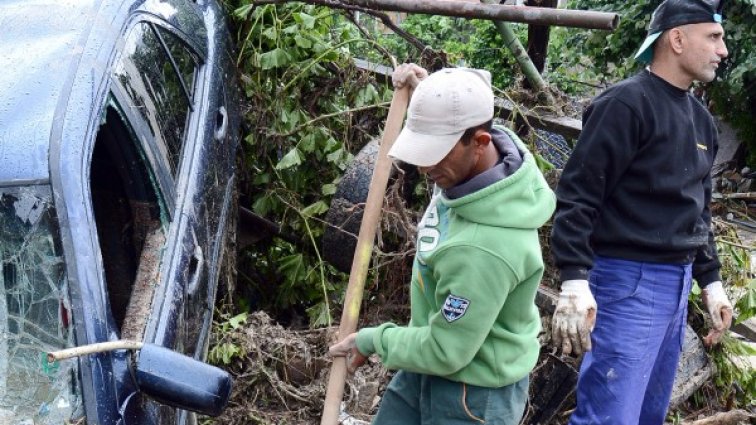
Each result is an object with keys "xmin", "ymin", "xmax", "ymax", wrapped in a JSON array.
[
  {"xmin": 0, "ymin": 0, "xmax": 240, "ymax": 423},
  {"xmin": 134, "ymin": 344, "xmax": 232, "ymax": 417}
]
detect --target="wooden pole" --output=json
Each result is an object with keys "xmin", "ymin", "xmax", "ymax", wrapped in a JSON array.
[
  {"xmin": 320, "ymin": 86, "xmax": 410, "ymax": 425},
  {"xmin": 254, "ymin": 0, "xmax": 620, "ymax": 31}
]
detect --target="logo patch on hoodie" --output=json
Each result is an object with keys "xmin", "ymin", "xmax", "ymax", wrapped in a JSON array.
[{"xmin": 442, "ymin": 294, "xmax": 470, "ymax": 322}]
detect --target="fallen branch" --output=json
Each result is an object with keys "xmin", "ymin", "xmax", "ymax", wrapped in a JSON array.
[
  {"xmin": 345, "ymin": 11, "xmax": 398, "ymax": 68},
  {"xmin": 681, "ymin": 410, "xmax": 755, "ymax": 425},
  {"xmin": 711, "ymin": 192, "xmax": 756, "ymax": 201},
  {"xmin": 48, "ymin": 340, "xmax": 144, "ymax": 362},
  {"xmin": 721, "ymin": 192, "xmax": 756, "ymax": 200},
  {"xmin": 248, "ymin": 0, "xmax": 620, "ymax": 30},
  {"xmin": 270, "ymin": 101, "xmax": 391, "ymax": 138}
]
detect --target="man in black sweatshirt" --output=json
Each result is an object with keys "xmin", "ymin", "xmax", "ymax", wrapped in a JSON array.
[{"xmin": 550, "ymin": 0, "xmax": 733, "ymax": 423}]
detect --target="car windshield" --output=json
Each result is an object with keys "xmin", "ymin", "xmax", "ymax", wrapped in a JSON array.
[{"xmin": 0, "ymin": 185, "xmax": 82, "ymax": 423}]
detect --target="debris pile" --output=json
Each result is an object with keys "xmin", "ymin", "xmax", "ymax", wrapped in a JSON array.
[{"xmin": 211, "ymin": 312, "xmax": 391, "ymax": 425}]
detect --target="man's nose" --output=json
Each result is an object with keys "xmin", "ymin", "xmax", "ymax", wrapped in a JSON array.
[{"xmin": 718, "ymin": 40, "xmax": 728, "ymax": 58}]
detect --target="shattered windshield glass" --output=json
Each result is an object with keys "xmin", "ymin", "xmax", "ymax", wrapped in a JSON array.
[{"xmin": 0, "ymin": 185, "xmax": 82, "ymax": 424}]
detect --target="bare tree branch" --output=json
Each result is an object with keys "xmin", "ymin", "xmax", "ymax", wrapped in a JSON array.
[
  {"xmin": 344, "ymin": 10, "xmax": 397, "ymax": 68},
  {"xmin": 245, "ymin": 0, "xmax": 619, "ymax": 30}
]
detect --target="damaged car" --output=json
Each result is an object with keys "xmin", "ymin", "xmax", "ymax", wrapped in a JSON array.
[{"xmin": 0, "ymin": 0, "xmax": 241, "ymax": 423}]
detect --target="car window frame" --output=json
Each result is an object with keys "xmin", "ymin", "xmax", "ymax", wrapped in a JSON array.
[{"xmin": 110, "ymin": 14, "xmax": 207, "ymax": 203}]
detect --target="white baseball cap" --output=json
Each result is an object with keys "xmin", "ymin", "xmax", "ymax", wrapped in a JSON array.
[{"xmin": 388, "ymin": 68, "xmax": 494, "ymax": 167}]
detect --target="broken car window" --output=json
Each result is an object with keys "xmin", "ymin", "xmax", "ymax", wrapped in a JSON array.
[{"xmin": 0, "ymin": 185, "xmax": 82, "ymax": 424}]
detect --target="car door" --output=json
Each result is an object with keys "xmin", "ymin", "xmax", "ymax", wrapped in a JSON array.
[
  {"xmin": 113, "ymin": 17, "xmax": 228, "ymax": 361},
  {"xmin": 87, "ymin": 15, "xmax": 207, "ymax": 423}
]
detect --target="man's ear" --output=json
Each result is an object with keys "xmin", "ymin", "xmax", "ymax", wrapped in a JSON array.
[
  {"xmin": 473, "ymin": 130, "xmax": 492, "ymax": 148},
  {"xmin": 667, "ymin": 28, "xmax": 686, "ymax": 54}
]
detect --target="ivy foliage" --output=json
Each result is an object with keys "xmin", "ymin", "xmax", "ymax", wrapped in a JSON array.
[
  {"xmin": 223, "ymin": 3, "xmax": 541, "ymax": 328},
  {"xmin": 225, "ymin": 1, "xmax": 392, "ymax": 326}
]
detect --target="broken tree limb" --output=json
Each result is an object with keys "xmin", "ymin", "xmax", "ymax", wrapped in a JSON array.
[
  {"xmin": 481, "ymin": 0, "xmax": 555, "ymax": 105},
  {"xmin": 354, "ymin": 8, "xmax": 449, "ymax": 69},
  {"xmin": 351, "ymin": 0, "xmax": 619, "ymax": 30},
  {"xmin": 721, "ymin": 192, "xmax": 756, "ymax": 200},
  {"xmin": 345, "ymin": 11, "xmax": 399, "ymax": 68},
  {"xmin": 320, "ymin": 86, "xmax": 410, "ymax": 425},
  {"xmin": 352, "ymin": 59, "xmax": 583, "ymax": 139},
  {"xmin": 250, "ymin": 0, "xmax": 620, "ymax": 30},
  {"xmin": 47, "ymin": 340, "xmax": 144, "ymax": 362},
  {"xmin": 681, "ymin": 410, "xmax": 755, "ymax": 425}
]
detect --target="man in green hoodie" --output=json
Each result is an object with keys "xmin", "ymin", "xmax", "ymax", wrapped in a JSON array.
[{"xmin": 329, "ymin": 64, "xmax": 556, "ymax": 424}]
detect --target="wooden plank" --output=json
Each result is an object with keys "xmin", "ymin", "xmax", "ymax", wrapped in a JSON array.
[
  {"xmin": 733, "ymin": 318, "xmax": 756, "ymax": 343},
  {"xmin": 495, "ymin": 97, "xmax": 582, "ymax": 139},
  {"xmin": 527, "ymin": 353, "xmax": 578, "ymax": 425},
  {"xmin": 353, "ymin": 58, "xmax": 393, "ymax": 80}
]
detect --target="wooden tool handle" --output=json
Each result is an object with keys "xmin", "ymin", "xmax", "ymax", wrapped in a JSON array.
[{"xmin": 320, "ymin": 86, "xmax": 410, "ymax": 425}]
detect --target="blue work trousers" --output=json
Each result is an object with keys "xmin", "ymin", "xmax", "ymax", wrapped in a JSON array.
[
  {"xmin": 569, "ymin": 256, "xmax": 692, "ymax": 425},
  {"xmin": 372, "ymin": 370, "xmax": 528, "ymax": 425}
]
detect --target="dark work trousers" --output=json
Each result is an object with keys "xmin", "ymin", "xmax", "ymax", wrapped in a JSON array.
[
  {"xmin": 569, "ymin": 255, "xmax": 692, "ymax": 425},
  {"xmin": 372, "ymin": 370, "xmax": 528, "ymax": 425}
]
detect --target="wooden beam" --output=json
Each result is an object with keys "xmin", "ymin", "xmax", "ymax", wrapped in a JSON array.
[
  {"xmin": 732, "ymin": 318, "xmax": 756, "ymax": 343},
  {"xmin": 495, "ymin": 97, "xmax": 582, "ymax": 139}
]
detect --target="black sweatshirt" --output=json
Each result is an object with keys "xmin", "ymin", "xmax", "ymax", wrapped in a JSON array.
[{"xmin": 551, "ymin": 70, "xmax": 721, "ymax": 286}]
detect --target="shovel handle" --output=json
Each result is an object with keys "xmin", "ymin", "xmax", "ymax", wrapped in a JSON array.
[{"xmin": 320, "ymin": 86, "xmax": 410, "ymax": 425}]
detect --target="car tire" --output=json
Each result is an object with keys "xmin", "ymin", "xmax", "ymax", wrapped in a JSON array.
[
  {"xmin": 322, "ymin": 140, "xmax": 382, "ymax": 273},
  {"xmin": 322, "ymin": 140, "xmax": 418, "ymax": 273}
]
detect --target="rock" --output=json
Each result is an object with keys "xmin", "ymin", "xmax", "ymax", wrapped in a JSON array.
[{"xmin": 713, "ymin": 118, "xmax": 744, "ymax": 176}]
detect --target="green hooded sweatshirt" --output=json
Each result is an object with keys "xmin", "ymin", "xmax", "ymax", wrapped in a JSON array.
[{"xmin": 356, "ymin": 127, "xmax": 556, "ymax": 388}]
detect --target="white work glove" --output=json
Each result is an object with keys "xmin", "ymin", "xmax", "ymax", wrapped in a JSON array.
[
  {"xmin": 391, "ymin": 63, "xmax": 428, "ymax": 90},
  {"xmin": 551, "ymin": 279, "xmax": 597, "ymax": 356},
  {"xmin": 701, "ymin": 281, "xmax": 733, "ymax": 347}
]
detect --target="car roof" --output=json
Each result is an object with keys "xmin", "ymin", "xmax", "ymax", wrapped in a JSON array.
[
  {"xmin": 0, "ymin": 1, "xmax": 99, "ymax": 183},
  {"xmin": 0, "ymin": 0, "xmax": 207, "ymax": 184}
]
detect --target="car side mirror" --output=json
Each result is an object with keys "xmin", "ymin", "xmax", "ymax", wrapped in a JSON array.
[
  {"xmin": 48, "ymin": 341, "xmax": 233, "ymax": 417},
  {"xmin": 132, "ymin": 344, "xmax": 232, "ymax": 417}
]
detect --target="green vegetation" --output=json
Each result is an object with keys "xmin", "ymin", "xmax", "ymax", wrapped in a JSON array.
[
  {"xmin": 225, "ymin": 2, "xmax": 393, "ymax": 326},
  {"xmin": 555, "ymin": 0, "xmax": 756, "ymax": 161},
  {"xmin": 218, "ymin": 0, "xmax": 755, "ymax": 414}
]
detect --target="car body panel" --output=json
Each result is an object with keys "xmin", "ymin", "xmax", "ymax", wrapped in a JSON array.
[{"xmin": 0, "ymin": 1, "xmax": 98, "ymax": 183}]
